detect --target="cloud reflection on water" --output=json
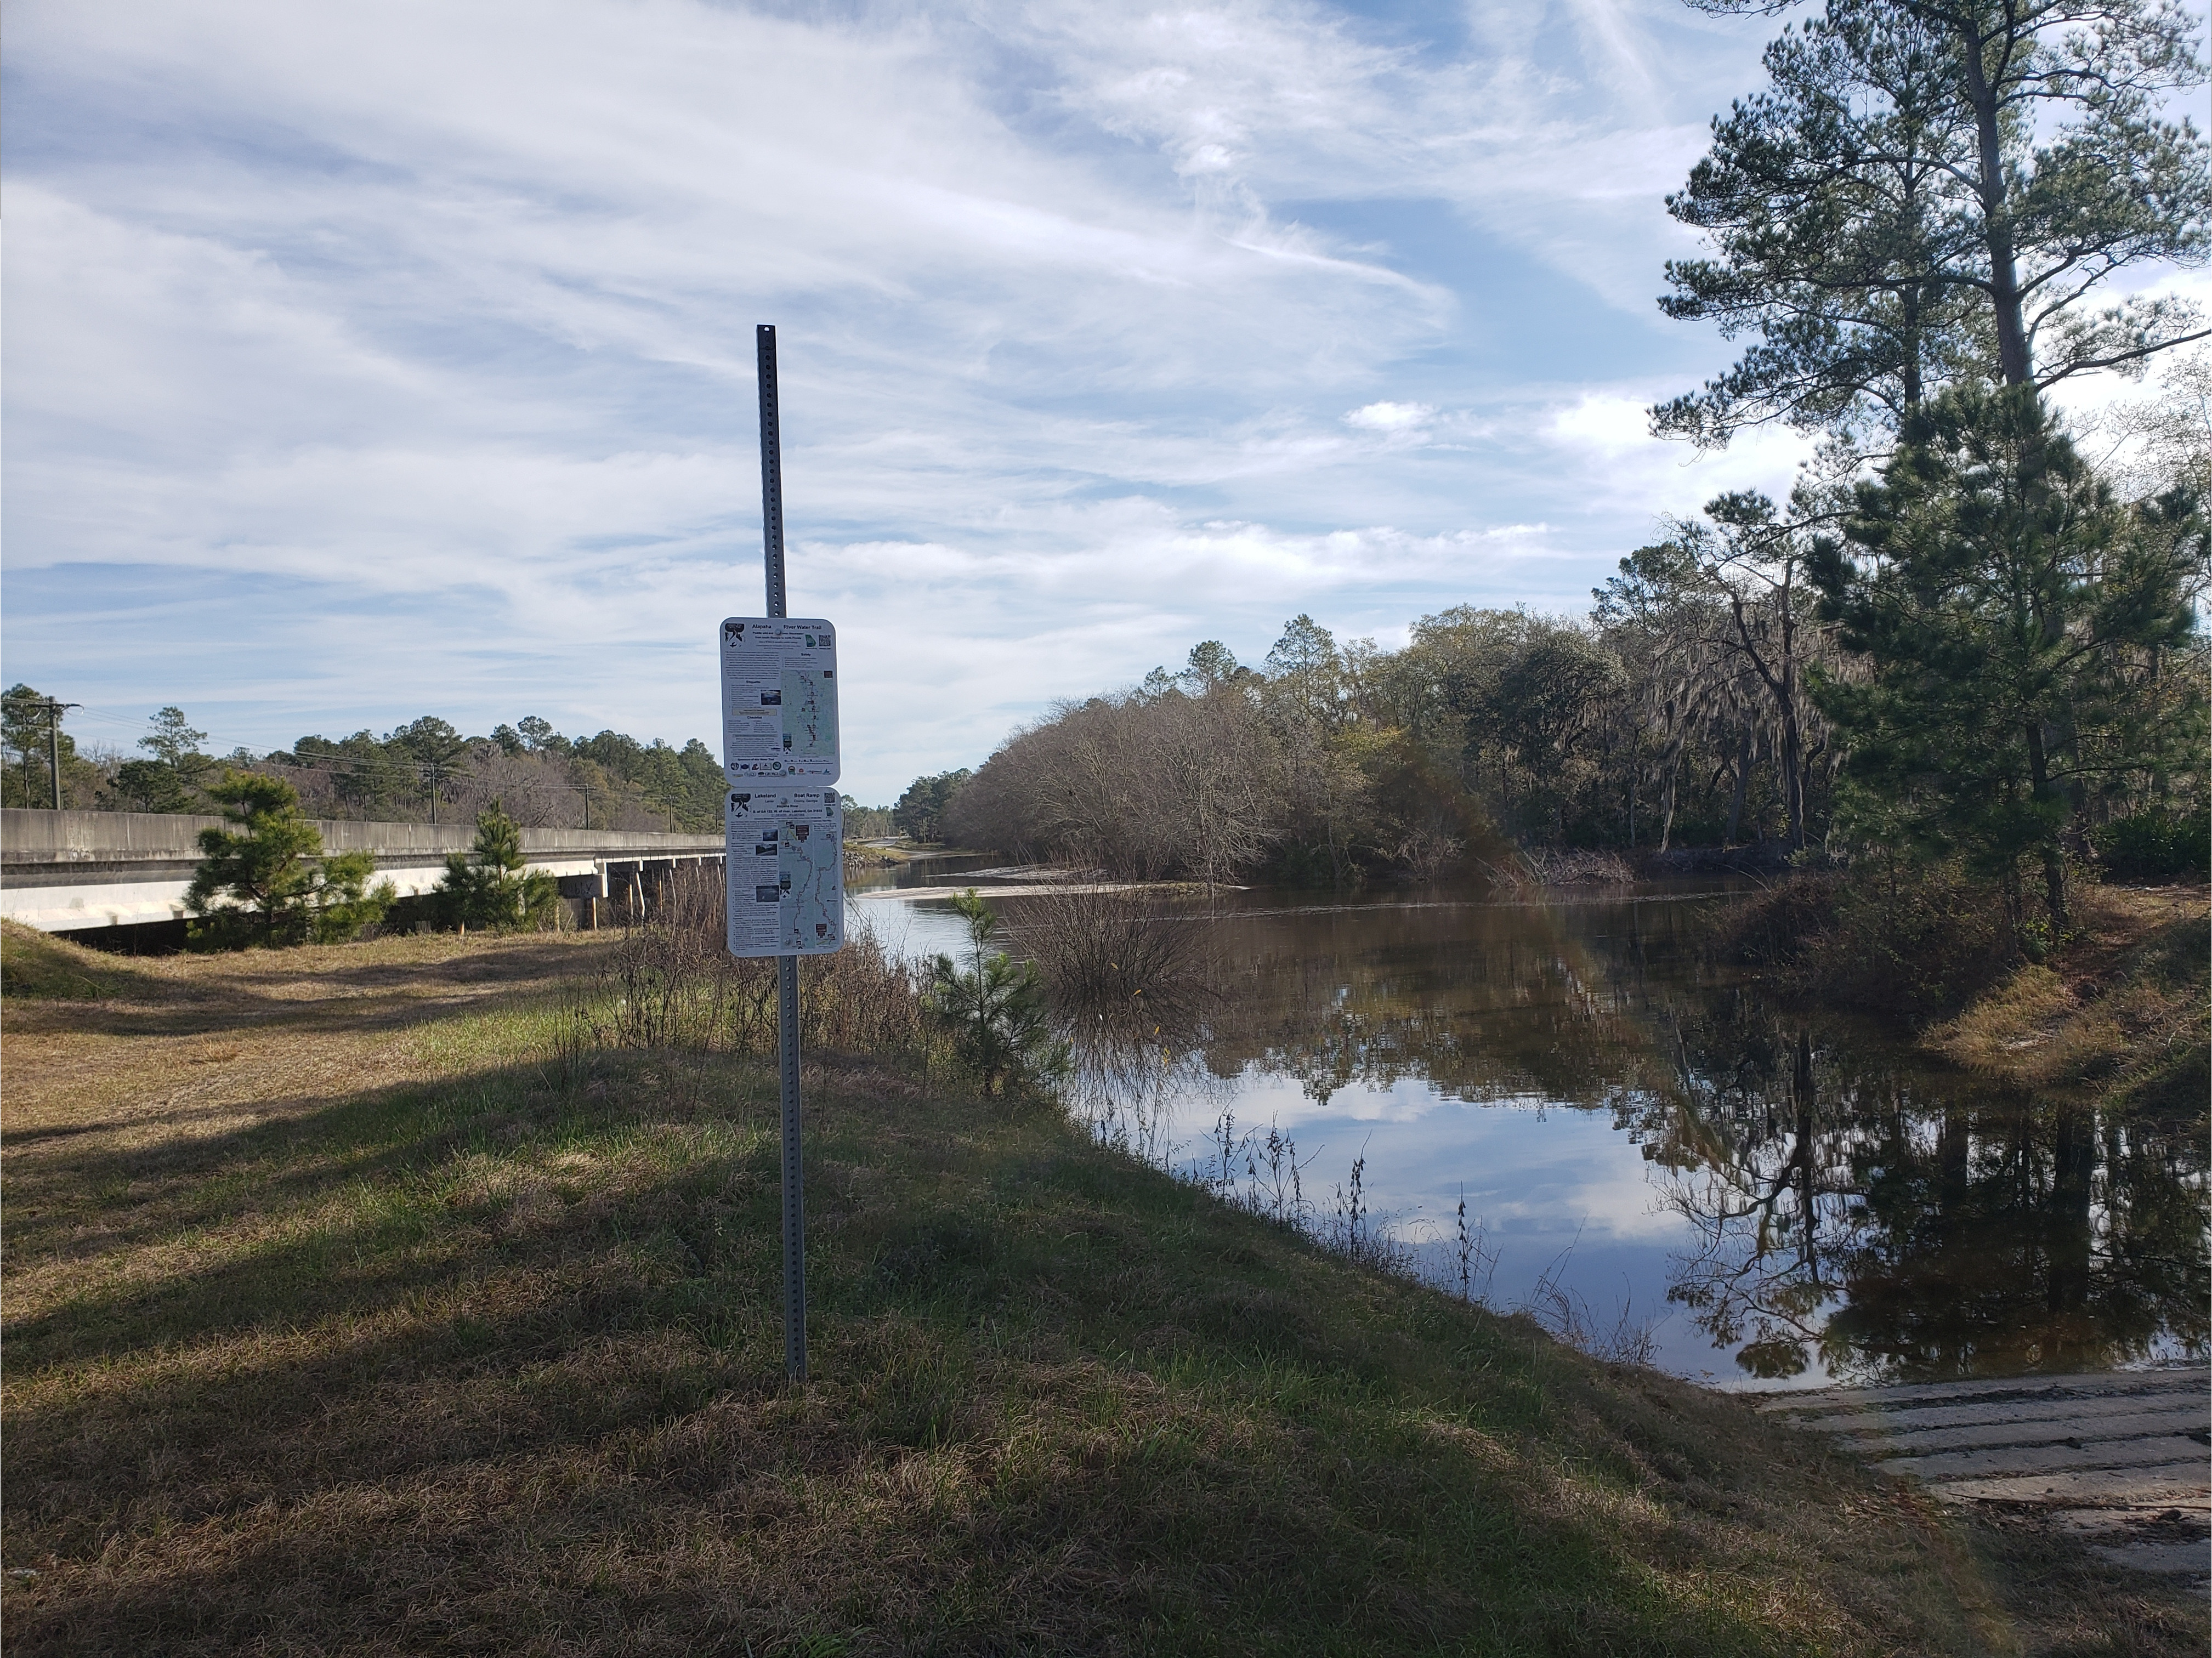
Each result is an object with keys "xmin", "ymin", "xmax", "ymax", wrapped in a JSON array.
[{"xmin": 862, "ymin": 875, "xmax": 2207, "ymax": 1389}]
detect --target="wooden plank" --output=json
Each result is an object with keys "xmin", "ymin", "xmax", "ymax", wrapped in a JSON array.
[
  {"xmin": 1774, "ymin": 1369, "xmax": 2211, "ymax": 1579},
  {"xmin": 1835, "ymin": 1404, "xmax": 2212, "ymax": 1457},
  {"xmin": 1787, "ymin": 1397, "xmax": 2203, "ymax": 1450},
  {"xmin": 1927, "ymin": 1464, "xmax": 2211, "ymax": 1507},
  {"xmin": 1763, "ymin": 1369, "xmax": 2208, "ymax": 1413},
  {"xmin": 1886, "ymin": 1433, "xmax": 2205, "ymax": 1483}
]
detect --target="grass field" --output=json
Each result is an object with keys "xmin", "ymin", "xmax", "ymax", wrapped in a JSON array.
[{"xmin": 2, "ymin": 920, "xmax": 2203, "ymax": 1655}]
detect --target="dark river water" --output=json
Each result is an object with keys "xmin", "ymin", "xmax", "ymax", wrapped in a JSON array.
[{"xmin": 848, "ymin": 862, "xmax": 2209, "ymax": 1390}]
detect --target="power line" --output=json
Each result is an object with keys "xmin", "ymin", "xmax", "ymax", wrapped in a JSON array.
[{"xmin": 2, "ymin": 695, "xmax": 81, "ymax": 809}]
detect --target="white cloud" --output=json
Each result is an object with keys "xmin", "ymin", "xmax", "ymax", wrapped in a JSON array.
[
  {"xmin": 1542, "ymin": 385, "xmax": 1813, "ymax": 520},
  {"xmin": 1343, "ymin": 400, "xmax": 1436, "ymax": 431},
  {"xmin": 1547, "ymin": 392, "xmax": 1657, "ymax": 456},
  {"xmin": 4, "ymin": 0, "xmax": 2199, "ymax": 796}
]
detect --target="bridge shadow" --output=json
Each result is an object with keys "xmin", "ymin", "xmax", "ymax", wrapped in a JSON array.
[{"xmin": 4, "ymin": 934, "xmax": 602, "ymax": 1044}]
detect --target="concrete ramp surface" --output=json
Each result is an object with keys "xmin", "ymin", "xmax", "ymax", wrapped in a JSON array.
[{"xmin": 1764, "ymin": 1369, "xmax": 2211, "ymax": 1580}]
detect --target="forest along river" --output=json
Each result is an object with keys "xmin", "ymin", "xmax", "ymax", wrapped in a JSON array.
[{"xmin": 847, "ymin": 861, "xmax": 2209, "ymax": 1391}]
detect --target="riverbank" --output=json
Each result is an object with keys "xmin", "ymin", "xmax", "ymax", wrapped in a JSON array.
[
  {"xmin": 2, "ymin": 923, "xmax": 2202, "ymax": 1655},
  {"xmin": 1710, "ymin": 862, "xmax": 2209, "ymax": 1029},
  {"xmin": 1924, "ymin": 883, "xmax": 2208, "ymax": 1110}
]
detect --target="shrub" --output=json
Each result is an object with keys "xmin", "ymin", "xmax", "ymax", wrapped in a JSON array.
[
  {"xmin": 585, "ymin": 862, "xmax": 931, "ymax": 1064},
  {"xmin": 2093, "ymin": 809, "xmax": 2210, "ymax": 882},
  {"xmin": 1710, "ymin": 859, "xmax": 2015, "ymax": 1021},
  {"xmin": 185, "ymin": 771, "xmax": 394, "ymax": 949},
  {"xmin": 1014, "ymin": 887, "xmax": 1218, "ymax": 1036}
]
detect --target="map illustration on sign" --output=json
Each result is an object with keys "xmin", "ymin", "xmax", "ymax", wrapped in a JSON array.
[
  {"xmin": 725, "ymin": 787, "xmax": 845, "ymax": 957},
  {"xmin": 720, "ymin": 617, "xmax": 838, "ymax": 782}
]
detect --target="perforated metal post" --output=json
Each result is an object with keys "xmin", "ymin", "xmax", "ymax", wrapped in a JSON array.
[{"xmin": 758, "ymin": 323, "xmax": 808, "ymax": 1383}]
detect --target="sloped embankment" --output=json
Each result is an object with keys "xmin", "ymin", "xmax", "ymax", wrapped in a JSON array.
[
  {"xmin": 1, "ymin": 922, "xmax": 2202, "ymax": 1655},
  {"xmin": 1924, "ymin": 886, "xmax": 2209, "ymax": 1112}
]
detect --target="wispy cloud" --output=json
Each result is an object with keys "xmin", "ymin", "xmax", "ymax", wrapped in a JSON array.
[{"xmin": 0, "ymin": 0, "xmax": 1997, "ymax": 793}]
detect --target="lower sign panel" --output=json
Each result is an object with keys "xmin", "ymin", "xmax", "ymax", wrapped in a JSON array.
[{"xmin": 726, "ymin": 788, "xmax": 846, "ymax": 957}]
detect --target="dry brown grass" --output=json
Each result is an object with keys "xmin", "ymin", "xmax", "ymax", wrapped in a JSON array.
[
  {"xmin": 1925, "ymin": 885, "xmax": 2209, "ymax": 1104},
  {"xmin": 2, "ymin": 923, "xmax": 2203, "ymax": 1656}
]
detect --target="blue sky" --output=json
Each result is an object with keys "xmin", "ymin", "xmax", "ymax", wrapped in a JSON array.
[{"xmin": 5, "ymin": 0, "xmax": 2206, "ymax": 801}]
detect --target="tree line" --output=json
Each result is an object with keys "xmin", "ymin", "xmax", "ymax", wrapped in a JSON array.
[
  {"xmin": 929, "ymin": 371, "xmax": 2205, "ymax": 902},
  {"xmin": 915, "ymin": 0, "xmax": 2211, "ymax": 941},
  {"xmin": 0, "ymin": 700, "xmax": 894, "ymax": 836}
]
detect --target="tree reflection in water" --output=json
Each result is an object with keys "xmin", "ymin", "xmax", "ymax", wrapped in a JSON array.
[
  {"xmin": 1643, "ymin": 998, "xmax": 2208, "ymax": 1382},
  {"xmin": 994, "ymin": 885, "xmax": 2207, "ymax": 1382},
  {"xmin": 1062, "ymin": 1026, "xmax": 1232, "ymax": 1169}
]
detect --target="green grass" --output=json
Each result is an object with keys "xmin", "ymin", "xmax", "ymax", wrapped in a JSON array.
[{"xmin": 2, "ymin": 928, "xmax": 2201, "ymax": 1655}]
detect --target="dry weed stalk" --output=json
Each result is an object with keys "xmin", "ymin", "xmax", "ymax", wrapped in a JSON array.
[
  {"xmin": 1518, "ymin": 1230, "xmax": 1659, "ymax": 1367},
  {"xmin": 571, "ymin": 863, "xmax": 932, "ymax": 1071},
  {"xmin": 1013, "ymin": 886, "xmax": 1222, "ymax": 1036},
  {"xmin": 1173, "ymin": 1110, "xmax": 1653, "ymax": 1367}
]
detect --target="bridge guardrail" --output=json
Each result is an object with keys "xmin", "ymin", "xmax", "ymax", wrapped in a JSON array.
[{"xmin": 0, "ymin": 809, "xmax": 724, "ymax": 932}]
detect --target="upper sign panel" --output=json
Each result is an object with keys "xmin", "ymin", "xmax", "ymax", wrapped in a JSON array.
[{"xmin": 719, "ymin": 617, "xmax": 838, "ymax": 783}]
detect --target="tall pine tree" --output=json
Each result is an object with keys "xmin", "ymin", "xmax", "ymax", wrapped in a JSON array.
[
  {"xmin": 1810, "ymin": 383, "xmax": 2205, "ymax": 938},
  {"xmin": 1661, "ymin": 0, "xmax": 2209, "ymax": 450}
]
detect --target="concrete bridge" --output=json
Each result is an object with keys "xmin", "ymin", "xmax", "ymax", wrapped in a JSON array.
[{"xmin": 0, "ymin": 809, "xmax": 725, "ymax": 934}]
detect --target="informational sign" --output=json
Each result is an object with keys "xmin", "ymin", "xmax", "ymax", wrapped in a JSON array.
[
  {"xmin": 725, "ymin": 787, "xmax": 846, "ymax": 957},
  {"xmin": 721, "ymin": 617, "xmax": 839, "ymax": 782}
]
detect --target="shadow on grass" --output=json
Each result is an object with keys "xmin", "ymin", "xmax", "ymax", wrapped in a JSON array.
[
  {"xmin": 2, "ymin": 1043, "xmax": 773, "ymax": 1321},
  {"xmin": 2, "ymin": 929, "xmax": 600, "ymax": 1042},
  {"xmin": 7, "ymin": 1032, "xmax": 2204, "ymax": 1656}
]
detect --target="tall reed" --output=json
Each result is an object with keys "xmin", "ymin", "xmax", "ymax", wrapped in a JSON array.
[{"xmin": 582, "ymin": 862, "xmax": 932, "ymax": 1067}]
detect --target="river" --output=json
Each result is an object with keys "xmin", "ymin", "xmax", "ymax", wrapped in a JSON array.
[{"xmin": 848, "ymin": 861, "xmax": 2209, "ymax": 1391}]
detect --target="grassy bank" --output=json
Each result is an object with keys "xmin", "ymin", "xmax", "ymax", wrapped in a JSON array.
[
  {"xmin": 1923, "ymin": 884, "xmax": 2209, "ymax": 1111},
  {"xmin": 1715, "ymin": 860, "xmax": 2208, "ymax": 1027},
  {"xmin": 1, "ymin": 922, "xmax": 2200, "ymax": 1655}
]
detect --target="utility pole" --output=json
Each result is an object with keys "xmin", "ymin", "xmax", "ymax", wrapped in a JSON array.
[
  {"xmin": 759, "ymin": 322, "xmax": 807, "ymax": 1384},
  {"xmin": 7, "ymin": 696, "xmax": 81, "ymax": 809}
]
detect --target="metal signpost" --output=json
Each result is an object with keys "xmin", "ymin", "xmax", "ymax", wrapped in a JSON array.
[{"xmin": 728, "ymin": 323, "xmax": 845, "ymax": 1384}]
